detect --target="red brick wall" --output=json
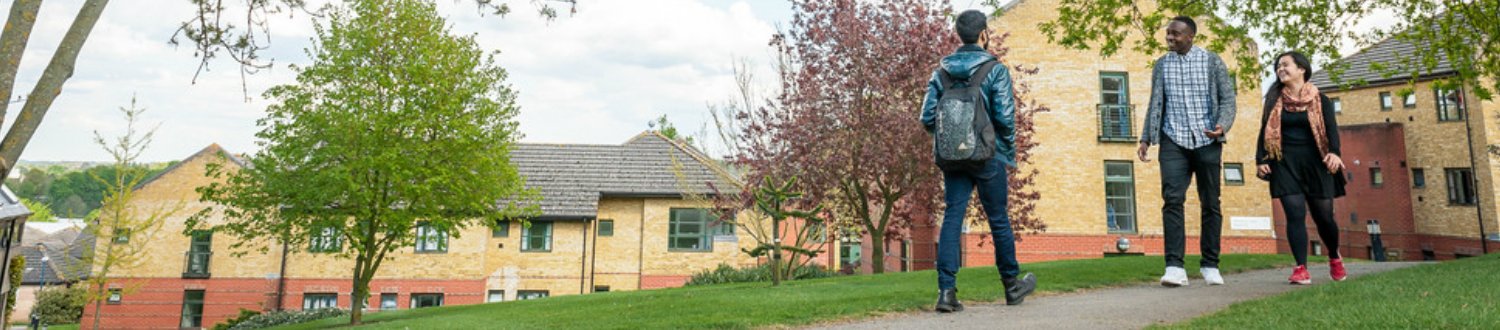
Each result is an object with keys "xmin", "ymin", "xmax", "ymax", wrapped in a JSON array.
[
  {"xmin": 1269, "ymin": 123, "xmax": 1496, "ymax": 261},
  {"xmin": 81, "ymin": 277, "xmax": 484, "ymax": 330},
  {"xmin": 81, "ymin": 278, "xmax": 274, "ymax": 330}
]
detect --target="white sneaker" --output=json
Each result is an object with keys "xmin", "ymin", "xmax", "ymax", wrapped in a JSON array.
[
  {"xmin": 1202, "ymin": 267, "xmax": 1224, "ymax": 285},
  {"xmin": 1160, "ymin": 266, "xmax": 1189, "ymax": 287}
]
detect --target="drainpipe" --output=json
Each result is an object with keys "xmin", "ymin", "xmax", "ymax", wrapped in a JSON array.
[
  {"xmin": 638, "ymin": 201, "xmax": 646, "ymax": 289},
  {"xmin": 589, "ymin": 218, "xmax": 599, "ymax": 292},
  {"xmin": 579, "ymin": 220, "xmax": 589, "ymax": 294},
  {"xmin": 1459, "ymin": 84, "xmax": 1488, "ymax": 254}
]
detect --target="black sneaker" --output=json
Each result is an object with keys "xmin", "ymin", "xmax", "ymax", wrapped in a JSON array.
[
  {"xmin": 1003, "ymin": 273, "xmax": 1037, "ymax": 305},
  {"xmin": 935, "ymin": 288, "xmax": 964, "ymax": 313}
]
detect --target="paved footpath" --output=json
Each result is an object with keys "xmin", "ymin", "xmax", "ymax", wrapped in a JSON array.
[{"xmin": 812, "ymin": 261, "xmax": 1423, "ymax": 330}]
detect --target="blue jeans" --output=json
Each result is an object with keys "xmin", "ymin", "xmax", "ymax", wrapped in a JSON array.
[{"xmin": 937, "ymin": 159, "xmax": 1020, "ymax": 289}]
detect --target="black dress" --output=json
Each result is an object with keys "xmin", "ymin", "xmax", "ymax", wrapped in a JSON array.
[{"xmin": 1256, "ymin": 93, "xmax": 1347, "ymax": 199}]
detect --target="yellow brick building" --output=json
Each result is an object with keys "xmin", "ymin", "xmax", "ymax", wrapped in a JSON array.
[
  {"xmin": 85, "ymin": 132, "xmax": 759, "ymax": 329},
  {"xmin": 983, "ymin": 0, "xmax": 1278, "ymax": 261},
  {"xmin": 1307, "ymin": 32, "xmax": 1499, "ymax": 259}
]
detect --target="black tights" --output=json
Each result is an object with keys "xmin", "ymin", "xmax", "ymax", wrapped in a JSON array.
[{"xmin": 1281, "ymin": 194, "xmax": 1340, "ymax": 265}]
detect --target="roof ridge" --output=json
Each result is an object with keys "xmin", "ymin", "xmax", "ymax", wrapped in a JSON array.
[
  {"xmin": 640, "ymin": 131, "xmax": 744, "ymax": 188},
  {"xmin": 134, "ymin": 143, "xmax": 246, "ymax": 191}
]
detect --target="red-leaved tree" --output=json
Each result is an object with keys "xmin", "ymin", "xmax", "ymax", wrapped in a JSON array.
[{"xmin": 721, "ymin": 0, "xmax": 1048, "ymax": 274}]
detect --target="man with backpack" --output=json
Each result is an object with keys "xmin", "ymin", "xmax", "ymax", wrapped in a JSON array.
[{"xmin": 919, "ymin": 9, "xmax": 1035, "ymax": 313}]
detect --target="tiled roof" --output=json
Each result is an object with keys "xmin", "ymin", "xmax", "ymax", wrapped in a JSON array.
[
  {"xmin": 20, "ymin": 227, "xmax": 93, "ymax": 284},
  {"xmin": 1311, "ymin": 31, "xmax": 1457, "ymax": 89},
  {"xmin": 510, "ymin": 132, "xmax": 737, "ymax": 219}
]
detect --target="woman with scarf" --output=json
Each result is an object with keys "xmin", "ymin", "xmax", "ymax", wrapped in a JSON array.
[{"xmin": 1255, "ymin": 51, "xmax": 1348, "ymax": 285}]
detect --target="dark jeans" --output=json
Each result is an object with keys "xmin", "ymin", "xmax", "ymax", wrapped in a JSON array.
[
  {"xmin": 937, "ymin": 159, "xmax": 1019, "ymax": 289},
  {"xmin": 1159, "ymin": 138, "xmax": 1223, "ymax": 268}
]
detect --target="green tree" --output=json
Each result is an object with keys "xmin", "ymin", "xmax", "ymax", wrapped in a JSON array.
[
  {"xmin": 19, "ymin": 198, "xmax": 53, "ymax": 222},
  {"xmin": 191, "ymin": 0, "xmax": 534, "ymax": 325},
  {"xmin": 649, "ymin": 114, "xmax": 697, "ymax": 147},
  {"xmin": 14, "ymin": 167, "xmax": 54, "ymax": 200},
  {"xmin": 3, "ymin": 256, "xmax": 21, "ymax": 323},
  {"xmin": 82, "ymin": 98, "xmax": 176, "ymax": 330},
  {"xmin": 1023, "ymin": 0, "xmax": 1499, "ymax": 99},
  {"xmin": 56, "ymin": 195, "xmax": 88, "ymax": 219},
  {"xmin": 33, "ymin": 286, "xmax": 87, "ymax": 325}
]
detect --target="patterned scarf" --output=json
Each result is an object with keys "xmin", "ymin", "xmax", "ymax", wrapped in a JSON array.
[{"xmin": 1263, "ymin": 83, "xmax": 1327, "ymax": 161}]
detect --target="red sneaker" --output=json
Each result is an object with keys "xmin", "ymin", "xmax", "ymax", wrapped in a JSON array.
[
  {"xmin": 1289, "ymin": 265, "xmax": 1312, "ymax": 285},
  {"xmin": 1330, "ymin": 258, "xmax": 1348, "ymax": 282}
]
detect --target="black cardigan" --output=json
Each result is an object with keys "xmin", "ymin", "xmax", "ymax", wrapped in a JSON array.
[{"xmin": 1255, "ymin": 92, "xmax": 1341, "ymax": 166}]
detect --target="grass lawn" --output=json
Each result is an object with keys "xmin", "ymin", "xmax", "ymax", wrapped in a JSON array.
[
  {"xmin": 1160, "ymin": 253, "xmax": 1500, "ymax": 329},
  {"xmin": 274, "ymin": 254, "xmax": 1300, "ymax": 329}
]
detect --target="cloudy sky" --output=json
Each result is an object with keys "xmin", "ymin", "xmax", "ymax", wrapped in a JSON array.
[{"xmin": 4, "ymin": 0, "xmax": 1379, "ymax": 163}]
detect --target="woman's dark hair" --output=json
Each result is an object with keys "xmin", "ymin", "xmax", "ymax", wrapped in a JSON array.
[{"xmin": 1267, "ymin": 51, "xmax": 1313, "ymax": 98}]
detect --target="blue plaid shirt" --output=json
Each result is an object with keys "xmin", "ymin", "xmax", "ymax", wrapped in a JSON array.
[{"xmin": 1161, "ymin": 47, "xmax": 1217, "ymax": 149}]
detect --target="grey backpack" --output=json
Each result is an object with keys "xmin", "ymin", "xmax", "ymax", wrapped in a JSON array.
[{"xmin": 934, "ymin": 60, "xmax": 998, "ymax": 173}]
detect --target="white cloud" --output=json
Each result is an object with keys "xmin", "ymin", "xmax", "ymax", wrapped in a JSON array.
[{"xmin": 2, "ymin": 0, "xmax": 781, "ymax": 162}]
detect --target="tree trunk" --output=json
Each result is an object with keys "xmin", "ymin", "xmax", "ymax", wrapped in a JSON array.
[
  {"xmin": 350, "ymin": 275, "xmax": 370, "ymax": 325},
  {"xmin": 869, "ymin": 228, "xmax": 885, "ymax": 274},
  {"xmin": 0, "ymin": 0, "xmax": 109, "ymax": 182},
  {"xmin": 0, "ymin": 0, "xmax": 42, "ymax": 126},
  {"xmin": 770, "ymin": 216, "xmax": 782, "ymax": 286},
  {"xmin": 350, "ymin": 252, "xmax": 368, "ymax": 325}
]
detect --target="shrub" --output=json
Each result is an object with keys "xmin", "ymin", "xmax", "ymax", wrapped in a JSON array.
[
  {"xmin": 212, "ymin": 308, "xmax": 261, "ymax": 330},
  {"xmin": 33, "ymin": 286, "xmax": 88, "ymax": 324},
  {"xmin": 228, "ymin": 308, "xmax": 347, "ymax": 330},
  {"xmin": 2, "ymin": 256, "xmax": 21, "ymax": 322},
  {"xmin": 686, "ymin": 263, "xmax": 836, "ymax": 286}
]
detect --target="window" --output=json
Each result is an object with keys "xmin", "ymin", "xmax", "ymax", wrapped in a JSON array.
[
  {"xmin": 1223, "ymin": 163, "xmax": 1245, "ymax": 186},
  {"xmin": 492, "ymin": 219, "xmax": 510, "ymax": 237},
  {"xmin": 107, "ymin": 289, "xmax": 122, "ymax": 304},
  {"xmin": 597, "ymin": 220, "xmax": 614, "ymax": 237},
  {"xmin": 380, "ymin": 293, "xmax": 397, "ymax": 310},
  {"xmin": 112, "ymin": 228, "xmax": 129, "ymax": 244},
  {"xmin": 839, "ymin": 237, "xmax": 862, "ymax": 266},
  {"xmin": 1379, "ymin": 92, "xmax": 1392, "ymax": 110},
  {"xmin": 1370, "ymin": 168, "xmax": 1384, "ymax": 187},
  {"xmin": 1436, "ymin": 88, "xmax": 1466, "ymax": 121},
  {"xmin": 1331, "ymin": 97, "xmax": 1342, "ymax": 114},
  {"xmin": 1349, "ymin": 212, "xmax": 1358, "ymax": 225},
  {"xmin": 594, "ymin": 286, "xmax": 610, "ymax": 293},
  {"xmin": 411, "ymin": 293, "xmax": 444, "ymax": 308},
  {"xmin": 1413, "ymin": 168, "xmax": 1426, "ymax": 188},
  {"xmin": 517, "ymin": 290, "xmax": 549, "ymax": 300},
  {"xmin": 1403, "ymin": 92, "xmax": 1417, "ymax": 108},
  {"xmin": 309, "ymin": 226, "xmax": 342, "ymax": 253},
  {"xmin": 414, "ymin": 222, "xmax": 448, "ymax": 253},
  {"xmin": 1098, "ymin": 72, "xmax": 1134, "ymax": 141},
  {"xmin": 1446, "ymin": 168, "xmax": 1477, "ymax": 205},
  {"xmin": 303, "ymin": 293, "xmax": 338, "ymax": 310},
  {"xmin": 669, "ymin": 208, "xmax": 724, "ymax": 252},
  {"xmin": 487, "ymin": 290, "xmax": 505, "ymax": 303},
  {"xmin": 522, "ymin": 221, "xmax": 553, "ymax": 252},
  {"xmin": 180, "ymin": 290, "xmax": 204, "ymax": 329},
  {"xmin": 809, "ymin": 222, "xmax": 828, "ymax": 243},
  {"xmin": 184, "ymin": 230, "xmax": 212, "ymax": 278},
  {"xmin": 1105, "ymin": 161, "xmax": 1137, "ymax": 233}
]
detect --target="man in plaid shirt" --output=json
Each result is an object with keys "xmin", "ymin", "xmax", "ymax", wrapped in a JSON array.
[{"xmin": 1137, "ymin": 16, "xmax": 1238, "ymax": 288}]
